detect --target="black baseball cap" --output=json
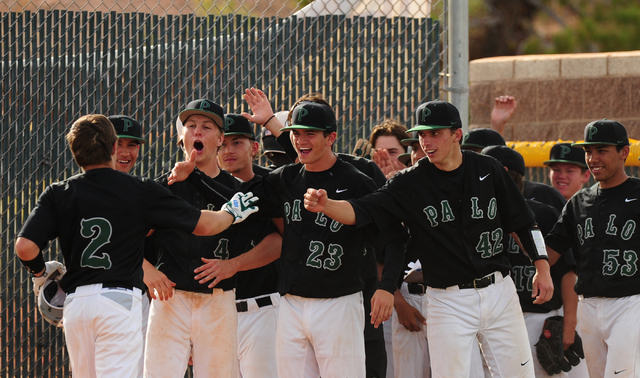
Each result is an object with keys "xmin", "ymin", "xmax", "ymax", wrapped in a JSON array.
[
  {"xmin": 224, "ymin": 114, "xmax": 255, "ymax": 139},
  {"xmin": 280, "ymin": 102, "xmax": 337, "ymax": 132},
  {"xmin": 462, "ymin": 128, "xmax": 506, "ymax": 150},
  {"xmin": 482, "ymin": 145, "xmax": 525, "ymax": 176},
  {"xmin": 573, "ymin": 119, "xmax": 629, "ymax": 147},
  {"xmin": 108, "ymin": 115, "xmax": 146, "ymax": 143},
  {"xmin": 401, "ymin": 131, "xmax": 419, "ymax": 147},
  {"xmin": 179, "ymin": 99, "xmax": 225, "ymax": 130},
  {"xmin": 407, "ymin": 101, "xmax": 462, "ymax": 132},
  {"xmin": 398, "ymin": 153, "xmax": 411, "ymax": 166},
  {"xmin": 543, "ymin": 143, "xmax": 587, "ymax": 168},
  {"xmin": 260, "ymin": 127, "xmax": 285, "ymax": 154}
]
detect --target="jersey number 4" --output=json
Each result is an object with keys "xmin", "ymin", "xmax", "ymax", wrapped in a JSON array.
[
  {"xmin": 80, "ymin": 217, "xmax": 113, "ymax": 270},
  {"xmin": 306, "ymin": 241, "xmax": 344, "ymax": 271}
]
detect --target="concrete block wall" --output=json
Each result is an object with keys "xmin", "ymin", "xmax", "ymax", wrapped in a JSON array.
[{"xmin": 469, "ymin": 51, "xmax": 640, "ymax": 142}]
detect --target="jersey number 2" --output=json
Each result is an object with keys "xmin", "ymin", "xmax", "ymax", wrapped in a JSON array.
[{"xmin": 80, "ymin": 217, "xmax": 113, "ymax": 270}]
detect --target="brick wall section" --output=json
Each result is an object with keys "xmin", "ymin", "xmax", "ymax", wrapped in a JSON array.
[{"xmin": 469, "ymin": 51, "xmax": 640, "ymax": 142}]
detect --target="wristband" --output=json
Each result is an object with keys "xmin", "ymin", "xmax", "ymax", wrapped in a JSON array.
[
  {"xmin": 19, "ymin": 253, "xmax": 46, "ymax": 276},
  {"xmin": 263, "ymin": 115, "xmax": 275, "ymax": 127},
  {"xmin": 518, "ymin": 227, "xmax": 548, "ymax": 261}
]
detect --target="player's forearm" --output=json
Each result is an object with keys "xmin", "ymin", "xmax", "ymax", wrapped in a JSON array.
[
  {"xmin": 561, "ymin": 271, "xmax": 579, "ymax": 329},
  {"xmin": 193, "ymin": 211, "xmax": 234, "ymax": 236},
  {"xmin": 233, "ymin": 232, "xmax": 282, "ymax": 272},
  {"xmin": 323, "ymin": 199, "xmax": 357, "ymax": 225},
  {"xmin": 533, "ymin": 258, "xmax": 551, "ymax": 276}
]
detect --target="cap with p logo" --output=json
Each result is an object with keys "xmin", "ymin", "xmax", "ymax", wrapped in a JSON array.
[
  {"xmin": 223, "ymin": 114, "xmax": 256, "ymax": 139},
  {"xmin": 543, "ymin": 143, "xmax": 586, "ymax": 168},
  {"xmin": 178, "ymin": 99, "xmax": 225, "ymax": 131},
  {"xmin": 108, "ymin": 115, "xmax": 146, "ymax": 143},
  {"xmin": 407, "ymin": 100, "xmax": 462, "ymax": 132},
  {"xmin": 573, "ymin": 119, "xmax": 629, "ymax": 147},
  {"xmin": 280, "ymin": 102, "xmax": 337, "ymax": 132}
]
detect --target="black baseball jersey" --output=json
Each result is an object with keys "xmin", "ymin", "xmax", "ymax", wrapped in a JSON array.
[
  {"xmin": 252, "ymin": 163, "xmax": 273, "ymax": 178},
  {"xmin": 546, "ymin": 178, "xmax": 640, "ymax": 298},
  {"xmin": 18, "ymin": 168, "xmax": 201, "ymax": 293},
  {"xmin": 523, "ymin": 180, "xmax": 567, "ymax": 212},
  {"xmin": 150, "ymin": 169, "xmax": 245, "ymax": 293},
  {"xmin": 246, "ymin": 158, "xmax": 379, "ymax": 298},
  {"xmin": 507, "ymin": 199, "xmax": 575, "ymax": 313},
  {"xmin": 349, "ymin": 151, "xmax": 537, "ymax": 288}
]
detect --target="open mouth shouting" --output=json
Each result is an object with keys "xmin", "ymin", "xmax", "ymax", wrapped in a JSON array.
[{"xmin": 193, "ymin": 140, "xmax": 204, "ymax": 152}]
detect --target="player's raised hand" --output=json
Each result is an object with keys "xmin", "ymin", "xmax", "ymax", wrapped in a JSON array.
[
  {"xmin": 168, "ymin": 149, "xmax": 196, "ymax": 185},
  {"xmin": 303, "ymin": 188, "xmax": 328, "ymax": 213},
  {"xmin": 143, "ymin": 259, "xmax": 176, "ymax": 301},
  {"xmin": 195, "ymin": 257, "xmax": 240, "ymax": 288},
  {"xmin": 222, "ymin": 192, "xmax": 259, "ymax": 224},
  {"xmin": 532, "ymin": 259, "xmax": 554, "ymax": 304},
  {"xmin": 373, "ymin": 148, "xmax": 405, "ymax": 180},
  {"xmin": 352, "ymin": 138, "xmax": 372, "ymax": 159},
  {"xmin": 242, "ymin": 88, "xmax": 276, "ymax": 127},
  {"xmin": 370, "ymin": 289, "xmax": 394, "ymax": 328},
  {"xmin": 490, "ymin": 95, "xmax": 517, "ymax": 134}
]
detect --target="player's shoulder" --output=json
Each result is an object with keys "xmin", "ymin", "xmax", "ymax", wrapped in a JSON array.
[
  {"xmin": 336, "ymin": 153, "xmax": 386, "ymax": 186},
  {"xmin": 464, "ymin": 149, "xmax": 505, "ymax": 171}
]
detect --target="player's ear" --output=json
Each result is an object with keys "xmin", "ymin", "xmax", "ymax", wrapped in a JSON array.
[
  {"xmin": 251, "ymin": 141, "xmax": 259, "ymax": 159},
  {"xmin": 453, "ymin": 128, "xmax": 463, "ymax": 143},
  {"xmin": 326, "ymin": 132, "xmax": 337, "ymax": 146}
]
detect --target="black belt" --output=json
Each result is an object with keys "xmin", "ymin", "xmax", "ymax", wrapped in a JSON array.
[
  {"xmin": 457, "ymin": 274, "xmax": 496, "ymax": 290},
  {"xmin": 236, "ymin": 296, "xmax": 273, "ymax": 313},
  {"xmin": 407, "ymin": 282, "xmax": 426, "ymax": 295}
]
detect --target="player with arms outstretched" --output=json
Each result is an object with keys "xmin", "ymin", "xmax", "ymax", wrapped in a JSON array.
[
  {"xmin": 14, "ymin": 114, "xmax": 256, "ymax": 378},
  {"xmin": 305, "ymin": 100, "xmax": 554, "ymax": 377}
]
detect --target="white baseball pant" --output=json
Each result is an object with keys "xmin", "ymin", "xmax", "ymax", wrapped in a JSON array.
[
  {"xmin": 427, "ymin": 272, "xmax": 535, "ymax": 378},
  {"xmin": 276, "ymin": 292, "xmax": 365, "ymax": 378},
  {"xmin": 144, "ymin": 289, "xmax": 237, "ymax": 378},
  {"xmin": 63, "ymin": 284, "xmax": 143, "ymax": 378},
  {"xmin": 139, "ymin": 292, "xmax": 150, "ymax": 378},
  {"xmin": 392, "ymin": 282, "xmax": 430, "ymax": 378},
  {"xmin": 523, "ymin": 309, "xmax": 568, "ymax": 378},
  {"xmin": 577, "ymin": 294, "xmax": 640, "ymax": 378},
  {"xmin": 236, "ymin": 293, "xmax": 280, "ymax": 378}
]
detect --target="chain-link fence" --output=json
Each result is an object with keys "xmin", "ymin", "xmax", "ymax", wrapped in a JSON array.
[{"xmin": 2, "ymin": 0, "xmax": 446, "ymax": 376}]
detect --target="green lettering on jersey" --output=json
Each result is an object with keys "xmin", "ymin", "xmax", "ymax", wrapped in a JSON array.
[
  {"xmin": 80, "ymin": 217, "xmax": 113, "ymax": 270},
  {"xmin": 584, "ymin": 218, "xmax": 594, "ymax": 239},
  {"xmin": 283, "ymin": 202, "xmax": 291, "ymax": 224},
  {"xmin": 605, "ymin": 214, "xmax": 618, "ymax": 236},
  {"xmin": 577, "ymin": 224, "xmax": 584, "ymax": 245},
  {"xmin": 441, "ymin": 200, "xmax": 455, "ymax": 223},
  {"xmin": 423, "ymin": 206, "xmax": 438, "ymax": 227},
  {"xmin": 323, "ymin": 244, "xmax": 344, "ymax": 271},
  {"xmin": 291, "ymin": 199, "xmax": 303, "ymax": 222},
  {"xmin": 487, "ymin": 198, "xmax": 497, "ymax": 220},
  {"xmin": 602, "ymin": 249, "xmax": 619, "ymax": 276},
  {"xmin": 622, "ymin": 220, "xmax": 636, "ymax": 241},
  {"xmin": 329, "ymin": 220, "xmax": 343, "ymax": 232},
  {"xmin": 470, "ymin": 197, "xmax": 483, "ymax": 219},
  {"xmin": 621, "ymin": 250, "xmax": 638, "ymax": 276},
  {"xmin": 213, "ymin": 238, "xmax": 230, "ymax": 260},
  {"xmin": 315, "ymin": 212, "xmax": 328, "ymax": 227}
]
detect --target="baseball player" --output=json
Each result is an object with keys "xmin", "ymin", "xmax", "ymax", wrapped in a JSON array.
[
  {"xmin": 14, "ymin": 114, "xmax": 257, "ymax": 378},
  {"xmin": 544, "ymin": 143, "xmax": 591, "ymax": 202},
  {"xmin": 545, "ymin": 119, "xmax": 640, "ymax": 378},
  {"xmin": 143, "ymin": 100, "xmax": 280, "ymax": 378},
  {"xmin": 369, "ymin": 119, "xmax": 410, "ymax": 178},
  {"xmin": 217, "ymin": 113, "xmax": 281, "ymax": 378},
  {"xmin": 304, "ymin": 100, "xmax": 555, "ymax": 377},
  {"xmin": 461, "ymin": 128, "xmax": 506, "ymax": 153},
  {"xmin": 109, "ymin": 114, "xmax": 146, "ymax": 174},
  {"xmin": 483, "ymin": 145, "xmax": 582, "ymax": 377},
  {"xmin": 179, "ymin": 98, "xmax": 403, "ymax": 377},
  {"xmin": 108, "ymin": 114, "xmax": 151, "ymax": 377}
]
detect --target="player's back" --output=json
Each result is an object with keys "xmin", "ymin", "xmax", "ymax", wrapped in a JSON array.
[{"xmin": 19, "ymin": 168, "xmax": 200, "ymax": 293}]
